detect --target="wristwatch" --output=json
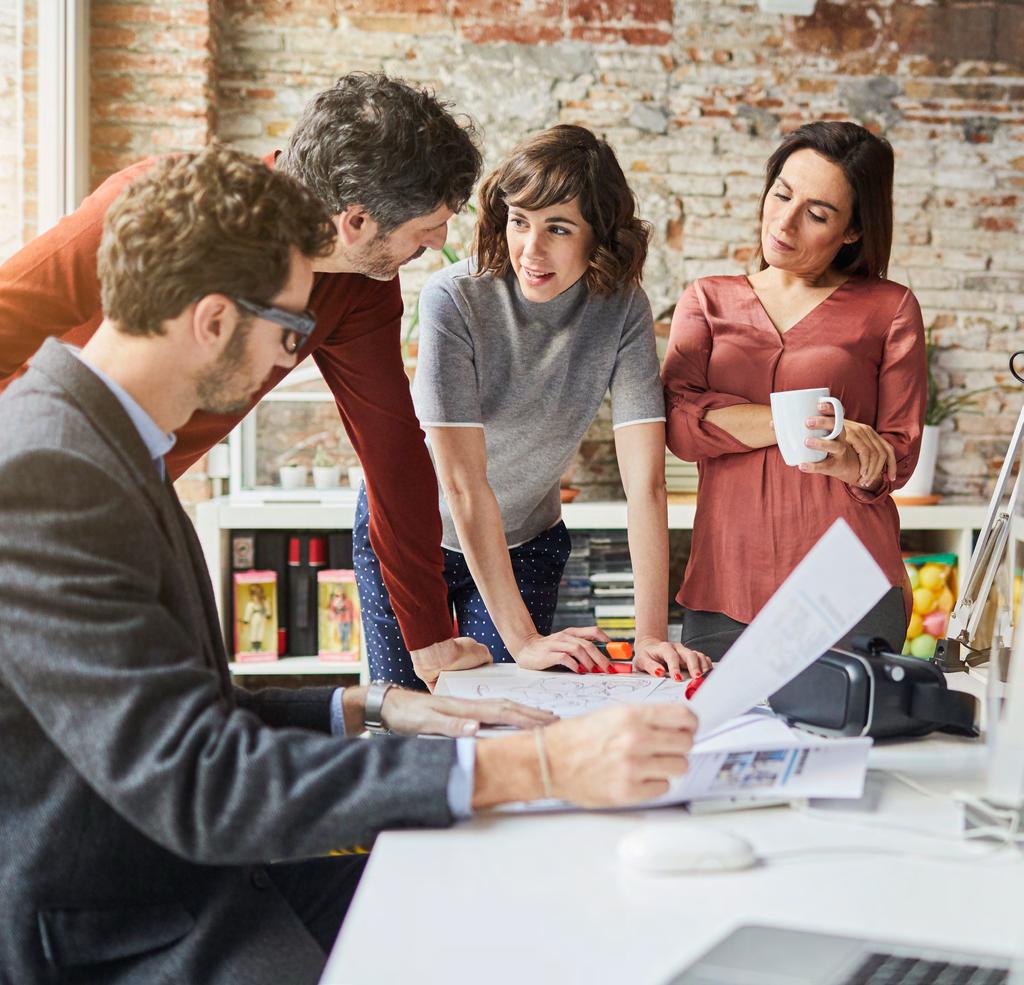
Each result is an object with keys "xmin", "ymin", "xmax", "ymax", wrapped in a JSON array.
[{"xmin": 363, "ymin": 679, "xmax": 395, "ymax": 734}]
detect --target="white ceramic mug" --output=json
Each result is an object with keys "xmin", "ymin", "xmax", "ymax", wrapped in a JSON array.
[{"xmin": 770, "ymin": 387, "xmax": 844, "ymax": 466}]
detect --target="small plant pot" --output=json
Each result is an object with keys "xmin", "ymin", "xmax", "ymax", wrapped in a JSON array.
[
  {"xmin": 313, "ymin": 465, "xmax": 342, "ymax": 490},
  {"xmin": 278, "ymin": 465, "xmax": 308, "ymax": 490},
  {"xmin": 347, "ymin": 466, "xmax": 365, "ymax": 489}
]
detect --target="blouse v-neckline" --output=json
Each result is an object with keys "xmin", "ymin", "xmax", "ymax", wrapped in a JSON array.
[{"xmin": 744, "ymin": 275, "xmax": 853, "ymax": 340}]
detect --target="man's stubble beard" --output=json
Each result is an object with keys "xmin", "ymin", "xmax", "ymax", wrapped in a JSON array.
[{"xmin": 195, "ymin": 319, "xmax": 260, "ymax": 416}]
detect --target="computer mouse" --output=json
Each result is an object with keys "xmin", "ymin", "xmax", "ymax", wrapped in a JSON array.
[{"xmin": 617, "ymin": 824, "xmax": 758, "ymax": 875}]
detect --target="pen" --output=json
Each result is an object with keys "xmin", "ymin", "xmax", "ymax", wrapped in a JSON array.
[{"xmin": 685, "ymin": 667, "xmax": 713, "ymax": 700}]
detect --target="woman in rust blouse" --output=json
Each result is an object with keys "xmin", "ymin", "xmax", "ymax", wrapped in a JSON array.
[{"xmin": 663, "ymin": 121, "xmax": 926, "ymax": 656}]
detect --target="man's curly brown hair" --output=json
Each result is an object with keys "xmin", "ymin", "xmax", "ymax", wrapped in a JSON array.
[
  {"xmin": 474, "ymin": 125, "xmax": 650, "ymax": 296},
  {"xmin": 98, "ymin": 144, "xmax": 337, "ymax": 337}
]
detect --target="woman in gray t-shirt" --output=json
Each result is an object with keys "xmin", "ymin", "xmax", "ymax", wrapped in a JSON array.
[{"xmin": 354, "ymin": 125, "xmax": 710, "ymax": 689}]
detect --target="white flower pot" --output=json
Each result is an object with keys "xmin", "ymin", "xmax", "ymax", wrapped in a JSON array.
[
  {"xmin": 901, "ymin": 425, "xmax": 940, "ymax": 497},
  {"xmin": 313, "ymin": 465, "xmax": 342, "ymax": 490},
  {"xmin": 347, "ymin": 465, "xmax": 365, "ymax": 489},
  {"xmin": 278, "ymin": 465, "xmax": 308, "ymax": 490}
]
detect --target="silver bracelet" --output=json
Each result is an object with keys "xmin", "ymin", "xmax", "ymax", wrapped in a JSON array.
[{"xmin": 533, "ymin": 727, "xmax": 553, "ymax": 800}]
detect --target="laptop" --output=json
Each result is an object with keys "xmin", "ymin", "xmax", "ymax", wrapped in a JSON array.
[{"xmin": 667, "ymin": 924, "xmax": 1016, "ymax": 985}]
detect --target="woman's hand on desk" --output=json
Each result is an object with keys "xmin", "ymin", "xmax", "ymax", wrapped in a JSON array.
[
  {"xmin": 800, "ymin": 405, "xmax": 896, "ymax": 490},
  {"xmin": 633, "ymin": 637, "xmax": 712, "ymax": 680},
  {"xmin": 514, "ymin": 627, "xmax": 612, "ymax": 674},
  {"xmin": 381, "ymin": 688, "xmax": 557, "ymax": 737},
  {"xmin": 544, "ymin": 704, "xmax": 697, "ymax": 807},
  {"xmin": 410, "ymin": 636, "xmax": 493, "ymax": 692}
]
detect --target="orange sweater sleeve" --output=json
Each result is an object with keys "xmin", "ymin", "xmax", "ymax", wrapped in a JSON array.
[
  {"xmin": 312, "ymin": 278, "xmax": 453, "ymax": 653},
  {"xmin": 662, "ymin": 281, "xmax": 754, "ymax": 462},
  {"xmin": 0, "ymin": 160, "xmax": 154, "ymax": 392}
]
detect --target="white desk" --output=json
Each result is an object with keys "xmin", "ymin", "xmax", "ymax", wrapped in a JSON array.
[{"xmin": 322, "ymin": 677, "xmax": 1022, "ymax": 985}]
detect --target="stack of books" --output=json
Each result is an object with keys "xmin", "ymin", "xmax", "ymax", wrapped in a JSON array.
[
  {"xmin": 589, "ymin": 531, "xmax": 635, "ymax": 637},
  {"xmin": 665, "ymin": 449, "xmax": 699, "ymax": 496},
  {"xmin": 552, "ymin": 532, "xmax": 596, "ymax": 630}
]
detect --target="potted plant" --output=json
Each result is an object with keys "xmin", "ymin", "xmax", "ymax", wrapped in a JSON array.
[
  {"xmin": 902, "ymin": 326, "xmax": 999, "ymax": 498},
  {"xmin": 312, "ymin": 444, "xmax": 342, "ymax": 490},
  {"xmin": 278, "ymin": 462, "xmax": 308, "ymax": 490}
]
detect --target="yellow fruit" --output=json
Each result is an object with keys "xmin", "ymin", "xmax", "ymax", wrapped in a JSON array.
[
  {"xmin": 912, "ymin": 587, "xmax": 935, "ymax": 616},
  {"xmin": 936, "ymin": 587, "xmax": 954, "ymax": 614},
  {"xmin": 907, "ymin": 613, "xmax": 924, "ymax": 639},
  {"xmin": 905, "ymin": 564, "xmax": 920, "ymax": 590},
  {"xmin": 918, "ymin": 565, "xmax": 946, "ymax": 592}
]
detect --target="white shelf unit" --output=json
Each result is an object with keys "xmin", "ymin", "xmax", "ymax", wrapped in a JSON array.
[{"xmin": 195, "ymin": 497, "xmax": 989, "ymax": 680}]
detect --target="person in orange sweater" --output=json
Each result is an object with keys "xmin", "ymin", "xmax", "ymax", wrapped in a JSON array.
[{"xmin": 0, "ymin": 72, "xmax": 491, "ymax": 686}]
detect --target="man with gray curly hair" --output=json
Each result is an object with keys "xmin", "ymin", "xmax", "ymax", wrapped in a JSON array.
[{"xmin": 0, "ymin": 72, "xmax": 490, "ymax": 687}]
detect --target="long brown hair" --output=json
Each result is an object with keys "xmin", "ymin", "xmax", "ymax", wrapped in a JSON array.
[
  {"xmin": 757, "ymin": 121, "xmax": 894, "ymax": 278},
  {"xmin": 474, "ymin": 125, "xmax": 650, "ymax": 296}
]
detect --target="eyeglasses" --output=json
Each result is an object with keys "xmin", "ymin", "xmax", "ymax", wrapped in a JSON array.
[{"xmin": 233, "ymin": 297, "xmax": 318, "ymax": 355}]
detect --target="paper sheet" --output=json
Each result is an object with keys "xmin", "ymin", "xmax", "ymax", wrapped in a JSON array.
[
  {"xmin": 688, "ymin": 518, "xmax": 889, "ymax": 737},
  {"xmin": 439, "ymin": 667, "xmax": 666, "ymax": 717}
]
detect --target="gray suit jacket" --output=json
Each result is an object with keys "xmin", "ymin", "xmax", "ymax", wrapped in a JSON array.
[{"xmin": 0, "ymin": 339, "xmax": 456, "ymax": 984}]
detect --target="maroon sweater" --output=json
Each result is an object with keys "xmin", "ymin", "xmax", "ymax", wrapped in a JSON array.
[{"xmin": 0, "ymin": 155, "xmax": 453, "ymax": 652}]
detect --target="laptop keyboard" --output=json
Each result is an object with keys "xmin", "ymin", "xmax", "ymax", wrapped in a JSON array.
[{"xmin": 844, "ymin": 951, "xmax": 1009, "ymax": 985}]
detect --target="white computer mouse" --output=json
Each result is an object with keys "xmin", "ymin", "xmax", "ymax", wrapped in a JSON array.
[{"xmin": 618, "ymin": 823, "xmax": 758, "ymax": 875}]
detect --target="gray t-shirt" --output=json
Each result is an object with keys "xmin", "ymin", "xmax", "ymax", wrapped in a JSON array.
[{"xmin": 412, "ymin": 258, "xmax": 665, "ymax": 551}]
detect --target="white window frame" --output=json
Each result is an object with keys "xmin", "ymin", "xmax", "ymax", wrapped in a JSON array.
[{"xmin": 36, "ymin": 0, "xmax": 89, "ymax": 228}]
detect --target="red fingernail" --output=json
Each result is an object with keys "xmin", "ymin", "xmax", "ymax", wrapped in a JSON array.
[
  {"xmin": 654, "ymin": 667, "xmax": 665, "ymax": 677},
  {"xmin": 674, "ymin": 673, "xmax": 683, "ymax": 682},
  {"xmin": 575, "ymin": 664, "xmax": 586, "ymax": 674}
]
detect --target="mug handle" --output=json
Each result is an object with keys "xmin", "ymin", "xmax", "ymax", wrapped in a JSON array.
[{"xmin": 821, "ymin": 397, "xmax": 844, "ymax": 439}]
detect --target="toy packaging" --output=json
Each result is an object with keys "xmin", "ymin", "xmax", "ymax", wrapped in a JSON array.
[
  {"xmin": 317, "ymin": 569, "xmax": 361, "ymax": 661},
  {"xmin": 902, "ymin": 553, "xmax": 957, "ymax": 660},
  {"xmin": 234, "ymin": 570, "xmax": 278, "ymax": 662}
]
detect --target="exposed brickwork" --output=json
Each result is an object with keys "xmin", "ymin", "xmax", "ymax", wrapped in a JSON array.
[
  {"xmin": 90, "ymin": 0, "xmax": 217, "ymax": 188},
  {"xmin": 0, "ymin": 0, "xmax": 21, "ymax": 262}
]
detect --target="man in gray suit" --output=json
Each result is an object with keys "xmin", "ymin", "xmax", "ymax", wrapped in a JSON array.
[{"xmin": 0, "ymin": 145, "xmax": 696, "ymax": 984}]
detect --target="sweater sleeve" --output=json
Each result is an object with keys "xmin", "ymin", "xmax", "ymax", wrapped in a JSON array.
[
  {"xmin": 844, "ymin": 287, "xmax": 927, "ymax": 505},
  {"xmin": 312, "ymin": 278, "xmax": 454, "ymax": 653},
  {"xmin": 661, "ymin": 281, "xmax": 755, "ymax": 461},
  {"xmin": 0, "ymin": 160, "xmax": 157, "ymax": 392}
]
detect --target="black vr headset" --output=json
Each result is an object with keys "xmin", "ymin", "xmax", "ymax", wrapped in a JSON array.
[{"xmin": 687, "ymin": 631, "xmax": 979, "ymax": 740}]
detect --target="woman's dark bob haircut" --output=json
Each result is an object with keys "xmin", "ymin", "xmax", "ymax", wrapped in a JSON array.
[
  {"xmin": 757, "ymin": 121, "xmax": 895, "ymax": 279},
  {"xmin": 475, "ymin": 125, "xmax": 650, "ymax": 296}
]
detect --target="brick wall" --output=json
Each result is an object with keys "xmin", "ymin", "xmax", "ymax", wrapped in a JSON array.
[
  {"xmin": 78, "ymin": 0, "xmax": 1024, "ymax": 504},
  {"xmin": 0, "ymin": 0, "xmax": 21, "ymax": 262},
  {"xmin": 90, "ymin": 0, "xmax": 216, "ymax": 187},
  {"xmin": 1, "ymin": 0, "xmax": 35, "ymax": 262}
]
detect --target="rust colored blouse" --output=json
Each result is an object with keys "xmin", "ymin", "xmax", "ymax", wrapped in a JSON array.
[{"xmin": 662, "ymin": 274, "xmax": 926, "ymax": 624}]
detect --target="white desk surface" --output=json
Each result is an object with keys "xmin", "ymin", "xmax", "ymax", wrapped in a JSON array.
[{"xmin": 323, "ymin": 669, "xmax": 1023, "ymax": 985}]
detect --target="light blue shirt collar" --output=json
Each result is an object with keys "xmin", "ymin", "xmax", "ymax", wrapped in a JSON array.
[{"xmin": 69, "ymin": 346, "xmax": 177, "ymax": 477}]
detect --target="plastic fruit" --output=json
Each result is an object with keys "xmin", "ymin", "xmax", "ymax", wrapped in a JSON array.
[
  {"xmin": 936, "ymin": 587, "xmax": 954, "ymax": 614},
  {"xmin": 905, "ymin": 564, "xmax": 920, "ymax": 590},
  {"xmin": 912, "ymin": 587, "xmax": 935, "ymax": 616},
  {"xmin": 909, "ymin": 633, "xmax": 937, "ymax": 659},
  {"xmin": 923, "ymin": 609, "xmax": 947, "ymax": 638},
  {"xmin": 902, "ymin": 640, "xmax": 911, "ymax": 655},
  {"xmin": 907, "ymin": 612, "xmax": 924, "ymax": 639},
  {"xmin": 918, "ymin": 564, "xmax": 946, "ymax": 592}
]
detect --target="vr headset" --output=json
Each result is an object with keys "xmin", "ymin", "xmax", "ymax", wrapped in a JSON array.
[{"xmin": 688, "ymin": 631, "xmax": 979, "ymax": 740}]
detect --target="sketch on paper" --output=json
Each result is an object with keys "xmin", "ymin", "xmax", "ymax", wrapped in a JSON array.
[{"xmin": 453, "ymin": 672, "xmax": 666, "ymax": 717}]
